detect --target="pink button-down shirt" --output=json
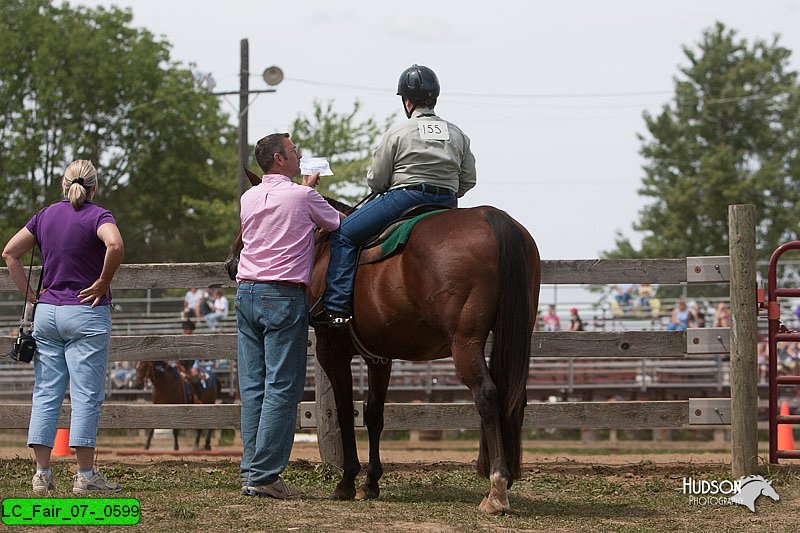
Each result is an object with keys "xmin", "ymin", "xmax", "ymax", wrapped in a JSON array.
[{"xmin": 237, "ymin": 174, "xmax": 340, "ymax": 285}]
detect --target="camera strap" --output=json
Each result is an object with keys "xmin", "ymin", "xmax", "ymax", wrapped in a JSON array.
[{"xmin": 20, "ymin": 242, "xmax": 43, "ymax": 328}]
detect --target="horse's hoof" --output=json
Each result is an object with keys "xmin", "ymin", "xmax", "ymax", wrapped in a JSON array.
[
  {"xmin": 479, "ymin": 495, "xmax": 510, "ymax": 515},
  {"xmin": 355, "ymin": 486, "xmax": 379, "ymax": 500},
  {"xmin": 329, "ymin": 487, "xmax": 356, "ymax": 500}
]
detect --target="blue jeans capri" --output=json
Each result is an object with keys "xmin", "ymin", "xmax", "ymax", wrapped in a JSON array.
[{"xmin": 28, "ymin": 304, "xmax": 112, "ymax": 449}]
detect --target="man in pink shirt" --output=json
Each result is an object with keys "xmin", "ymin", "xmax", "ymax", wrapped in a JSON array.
[{"xmin": 236, "ymin": 133, "xmax": 340, "ymax": 499}]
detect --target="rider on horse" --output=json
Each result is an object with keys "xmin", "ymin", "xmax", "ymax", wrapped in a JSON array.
[{"xmin": 314, "ymin": 64, "xmax": 477, "ymax": 328}]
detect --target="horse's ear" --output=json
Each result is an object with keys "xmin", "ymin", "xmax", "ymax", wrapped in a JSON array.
[{"xmin": 243, "ymin": 165, "xmax": 261, "ymax": 187}]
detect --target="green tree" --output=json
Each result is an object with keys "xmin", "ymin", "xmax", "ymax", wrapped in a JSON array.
[
  {"xmin": 0, "ymin": 0, "xmax": 238, "ymax": 262},
  {"xmin": 606, "ymin": 22, "xmax": 800, "ymax": 261},
  {"xmin": 290, "ymin": 99, "xmax": 395, "ymax": 204}
]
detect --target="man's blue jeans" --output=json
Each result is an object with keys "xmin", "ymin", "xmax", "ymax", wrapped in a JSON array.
[
  {"xmin": 28, "ymin": 304, "xmax": 112, "ymax": 449},
  {"xmin": 324, "ymin": 187, "xmax": 457, "ymax": 313},
  {"xmin": 235, "ymin": 282, "xmax": 308, "ymax": 487}
]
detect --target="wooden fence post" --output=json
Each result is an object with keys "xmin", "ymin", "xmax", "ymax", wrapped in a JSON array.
[
  {"xmin": 729, "ymin": 204, "xmax": 758, "ymax": 478},
  {"xmin": 314, "ymin": 357, "xmax": 343, "ymax": 467}
]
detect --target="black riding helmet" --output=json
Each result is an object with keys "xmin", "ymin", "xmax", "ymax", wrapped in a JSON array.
[
  {"xmin": 396, "ymin": 64, "xmax": 440, "ymax": 99},
  {"xmin": 397, "ymin": 65, "xmax": 439, "ymax": 118}
]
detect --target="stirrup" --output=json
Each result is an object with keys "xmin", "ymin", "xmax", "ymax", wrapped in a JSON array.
[{"xmin": 312, "ymin": 309, "xmax": 352, "ymax": 328}]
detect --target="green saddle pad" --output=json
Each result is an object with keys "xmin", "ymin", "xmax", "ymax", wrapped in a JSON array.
[{"xmin": 379, "ymin": 210, "xmax": 446, "ymax": 257}]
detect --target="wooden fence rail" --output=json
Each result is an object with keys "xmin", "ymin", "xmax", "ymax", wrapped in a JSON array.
[
  {"xmin": 0, "ymin": 328, "xmax": 730, "ymax": 362},
  {"xmin": 0, "ymin": 401, "xmax": 698, "ymax": 431},
  {"xmin": 0, "ymin": 257, "xmax": 730, "ymax": 292}
]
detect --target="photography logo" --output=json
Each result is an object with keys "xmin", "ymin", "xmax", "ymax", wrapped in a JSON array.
[{"xmin": 682, "ymin": 475, "xmax": 780, "ymax": 512}]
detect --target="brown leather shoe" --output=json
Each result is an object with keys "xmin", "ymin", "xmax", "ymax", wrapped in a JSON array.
[{"xmin": 241, "ymin": 477, "xmax": 302, "ymax": 499}]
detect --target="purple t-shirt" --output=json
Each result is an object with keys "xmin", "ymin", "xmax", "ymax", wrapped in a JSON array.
[{"xmin": 25, "ymin": 199, "xmax": 117, "ymax": 306}]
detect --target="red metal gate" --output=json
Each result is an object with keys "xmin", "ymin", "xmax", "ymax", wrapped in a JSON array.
[{"xmin": 767, "ymin": 241, "xmax": 800, "ymax": 462}]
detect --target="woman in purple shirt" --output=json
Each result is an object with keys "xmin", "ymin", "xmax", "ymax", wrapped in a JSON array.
[{"xmin": 2, "ymin": 160, "xmax": 124, "ymax": 494}]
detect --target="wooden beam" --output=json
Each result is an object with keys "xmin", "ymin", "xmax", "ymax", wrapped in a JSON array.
[
  {"xmin": 728, "ymin": 204, "xmax": 759, "ymax": 478},
  {"xmin": 0, "ymin": 330, "xmax": 700, "ymax": 361},
  {"xmin": 0, "ymin": 401, "xmax": 691, "ymax": 430},
  {"xmin": 384, "ymin": 401, "xmax": 690, "ymax": 429},
  {"xmin": 0, "ymin": 403, "xmax": 241, "ymax": 429},
  {"xmin": 527, "ymin": 330, "xmax": 689, "ymax": 357},
  {"xmin": 540, "ymin": 259, "xmax": 687, "ymax": 284},
  {"xmin": 0, "ymin": 258, "xmax": 710, "ymax": 291}
]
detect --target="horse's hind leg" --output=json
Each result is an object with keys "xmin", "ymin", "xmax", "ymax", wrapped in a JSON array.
[
  {"xmin": 451, "ymin": 338, "xmax": 511, "ymax": 515},
  {"xmin": 173, "ymin": 429, "xmax": 180, "ymax": 451},
  {"xmin": 144, "ymin": 429, "xmax": 154, "ymax": 450},
  {"xmin": 193, "ymin": 429, "xmax": 201, "ymax": 450},
  {"xmin": 204, "ymin": 429, "xmax": 213, "ymax": 451},
  {"xmin": 357, "ymin": 360, "xmax": 392, "ymax": 500}
]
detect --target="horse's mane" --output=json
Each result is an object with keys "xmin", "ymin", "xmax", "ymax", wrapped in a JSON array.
[{"xmin": 322, "ymin": 195, "xmax": 352, "ymax": 214}]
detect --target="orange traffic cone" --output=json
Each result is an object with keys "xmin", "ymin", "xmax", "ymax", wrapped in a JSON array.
[
  {"xmin": 52, "ymin": 429, "xmax": 71, "ymax": 457},
  {"xmin": 778, "ymin": 401, "xmax": 795, "ymax": 451}
]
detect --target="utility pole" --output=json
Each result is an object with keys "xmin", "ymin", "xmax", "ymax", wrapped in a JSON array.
[
  {"xmin": 209, "ymin": 39, "xmax": 283, "ymax": 213},
  {"xmin": 238, "ymin": 38, "xmax": 250, "ymax": 200}
]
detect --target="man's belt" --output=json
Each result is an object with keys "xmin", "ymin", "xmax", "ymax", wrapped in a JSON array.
[
  {"xmin": 238, "ymin": 279, "xmax": 306, "ymax": 291},
  {"xmin": 400, "ymin": 183, "xmax": 456, "ymax": 196}
]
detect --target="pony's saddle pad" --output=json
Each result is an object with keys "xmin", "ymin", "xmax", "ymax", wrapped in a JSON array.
[{"xmin": 358, "ymin": 204, "xmax": 450, "ymax": 265}]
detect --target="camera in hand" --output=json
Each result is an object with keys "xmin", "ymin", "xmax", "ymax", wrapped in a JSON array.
[{"xmin": 9, "ymin": 327, "xmax": 35, "ymax": 363}]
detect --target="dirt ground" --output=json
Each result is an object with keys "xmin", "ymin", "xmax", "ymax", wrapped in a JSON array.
[
  {"xmin": 2, "ymin": 432, "xmax": 797, "ymax": 532},
  {"xmin": 0, "ymin": 431, "xmax": 739, "ymax": 466}
]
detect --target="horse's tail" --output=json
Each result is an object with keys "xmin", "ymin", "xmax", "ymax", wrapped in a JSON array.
[{"xmin": 478, "ymin": 208, "xmax": 535, "ymax": 481}]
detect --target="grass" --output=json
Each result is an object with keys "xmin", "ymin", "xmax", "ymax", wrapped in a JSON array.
[{"xmin": 1, "ymin": 457, "xmax": 799, "ymax": 532}]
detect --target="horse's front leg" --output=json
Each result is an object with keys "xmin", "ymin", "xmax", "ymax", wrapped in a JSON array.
[
  {"xmin": 144, "ymin": 429, "xmax": 154, "ymax": 450},
  {"xmin": 173, "ymin": 429, "xmax": 180, "ymax": 451},
  {"xmin": 315, "ymin": 328, "xmax": 360, "ymax": 500},
  {"xmin": 204, "ymin": 429, "xmax": 213, "ymax": 451},
  {"xmin": 193, "ymin": 429, "xmax": 201, "ymax": 450},
  {"xmin": 451, "ymin": 339, "xmax": 511, "ymax": 515},
  {"xmin": 357, "ymin": 359, "xmax": 392, "ymax": 500}
]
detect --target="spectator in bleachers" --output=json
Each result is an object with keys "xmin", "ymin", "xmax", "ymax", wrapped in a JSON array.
[
  {"xmin": 779, "ymin": 342, "xmax": 799, "ymax": 374},
  {"xmin": 614, "ymin": 284, "xmax": 635, "ymax": 311},
  {"xmin": 202, "ymin": 288, "xmax": 220, "ymax": 316},
  {"xmin": 712, "ymin": 302, "xmax": 731, "ymax": 328},
  {"xmin": 204, "ymin": 290, "xmax": 229, "ymax": 333},
  {"xmin": 179, "ymin": 318, "xmax": 197, "ymax": 371},
  {"xmin": 183, "ymin": 288, "xmax": 203, "ymax": 318},
  {"xmin": 569, "ymin": 308, "xmax": 585, "ymax": 331},
  {"xmin": 181, "ymin": 318, "xmax": 197, "ymax": 335},
  {"xmin": 111, "ymin": 362, "xmax": 136, "ymax": 389},
  {"xmin": 543, "ymin": 304, "xmax": 561, "ymax": 331},
  {"xmin": 689, "ymin": 301, "xmax": 706, "ymax": 328},
  {"xmin": 667, "ymin": 299, "xmax": 691, "ymax": 331},
  {"xmin": 757, "ymin": 341, "xmax": 768, "ymax": 384},
  {"xmin": 636, "ymin": 283, "xmax": 653, "ymax": 310}
]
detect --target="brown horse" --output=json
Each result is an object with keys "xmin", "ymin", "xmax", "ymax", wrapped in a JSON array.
[
  {"xmin": 310, "ymin": 206, "xmax": 540, "ymax": 514},
  {"xmin": 134, "ymin": 361, "xmax": 219, "ymax": 450}
]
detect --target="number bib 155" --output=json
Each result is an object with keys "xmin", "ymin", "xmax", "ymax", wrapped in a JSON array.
[{"xmin": 417, "ymin": 121, "xmax": 450, "ymax": 141}]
